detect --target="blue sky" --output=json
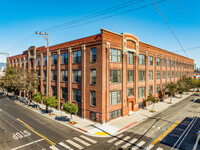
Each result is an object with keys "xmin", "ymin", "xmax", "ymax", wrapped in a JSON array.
[{"xmin": 0, "ymin": 0, "xmax": 199, "ymax": 68}]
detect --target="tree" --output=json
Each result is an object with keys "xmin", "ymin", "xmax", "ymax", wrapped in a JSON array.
[
  {"xmin": 145, "ymin": 94, "xmax": 158, "ymax": 112},
  {"xmin": 177, "ymin": 79, "xmax": 185, "ymax": 98},
  {"xmin": 43, "ymin": 96, "xmax": 58, "ymax": 114},
  {"xmin": 63, "ymin": 101, "xmax": 78, "ymax": 119},
  {"xmin": 24, "ymin": 69, "xmax": 39, "ymax": 105},
  {"xmin": 192, "ymin": 79, "xmax": 200, "ymax": 92},
  {"xmin": 31, "ymin": 92, "xmax": 42, "ymax": 109},
  {"xmin": 165, "ymin": 82, "xmax": 177, "ymax": 104}
]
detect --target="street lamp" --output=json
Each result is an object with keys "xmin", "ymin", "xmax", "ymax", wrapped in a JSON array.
[{"xmin": 36, "ymin": 32, "xmax": 49, "ymax": 97}]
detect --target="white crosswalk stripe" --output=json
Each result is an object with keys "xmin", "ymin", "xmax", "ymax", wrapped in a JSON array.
[
  {"xmin": 146, "ymin": 144, "xmax": 154, "ymax": 150},
  {"xmin": 156, "ymin": 148, "xmax": 164, "ymax": 150},
  {"xmin": 74, "ymin": 137, "xmax": 91, "ymax": 146},
  {"xmin": 107, "ymin": 134, "xmax": 124, "ymax": 143},
  {"xmin": 50, "ymin": 145, "xmax": 60, "ymax": 150},
  {"xmin": 114, "ymin": 136, "xmax": 130, "ymax": 146},
  {"xmin": 66, "ymin": 139, "xmax": 84, "ymax": 150},
  {"xmin": 59, "ymin": 142, "xmax": 73, "ymax": 150},
  {"xmin": 121, "ymin": 138, "xmax": 137, "ymax": 149},
  {"xmin": 131, "ymin": 141, "xmax": 146, "ymax": 150},
  {"xmin": 80, "ymin": 135, "xmax": 97, "ymax": 144}
]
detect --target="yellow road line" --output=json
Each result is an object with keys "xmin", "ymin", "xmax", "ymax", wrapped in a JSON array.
[
  {"xmin": 16, "ymin": 118, "xmax": 55, "ymax": 145},
  {"xmin": 152, "ymin": 121, "xmax": 180, "ymax": 145}
]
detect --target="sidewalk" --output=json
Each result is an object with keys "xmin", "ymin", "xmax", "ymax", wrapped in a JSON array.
[{"xmin": 14, "ymin": 92, "xmax": 194, "ymax": 137}]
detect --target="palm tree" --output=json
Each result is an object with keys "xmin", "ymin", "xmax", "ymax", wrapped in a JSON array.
[{"xmin": 165, "ymin": 82, "xmax": 177, "ymax": 104}]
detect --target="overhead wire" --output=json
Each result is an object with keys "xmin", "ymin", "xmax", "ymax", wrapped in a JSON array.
[
  {"xmin": 151, "ymin": 0, "xmax": 189, "ymax": 58},
  {"xmin": 171, "ymin": 0, "xmax": 200, "ymax": 28}
]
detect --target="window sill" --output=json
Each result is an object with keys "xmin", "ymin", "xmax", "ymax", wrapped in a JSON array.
[
  {"xmin": 90, "ymin": 105, "xmax": 96, "ymax": 108},
  {"xmin": 90, "ymin": 61, "xmax": 96, "ymax": 63},
  {"xmin": 72, "ymin": 82, "xmax": 81, "ymax": 84},
  {"xmin": 72, "ymin": 100, "xmax": 81, "ymax": 103},
  {"xmin": 110, "ymin": 82, "xmax": 121, "ymax": 85},
  {"xmin": 61, "ymin": 98, "xmax": 68, "ymax": 101},
  {"xmin": 90, "ymin": 83, "xmax": 96, "ymax": 86},
  {"xmin": 61, "ymin": 81, "xmax": 68, "ymax": 83}
]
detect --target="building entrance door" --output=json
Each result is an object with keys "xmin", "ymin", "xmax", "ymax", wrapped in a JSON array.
[{"xmin": 129, "ymin": 102, "xmax": 133, "ymax": 111}]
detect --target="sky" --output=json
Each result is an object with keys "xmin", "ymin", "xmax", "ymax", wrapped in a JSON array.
[{"xmin": 0, "ymin": 0, "xmax": 199, "ymax": 68}]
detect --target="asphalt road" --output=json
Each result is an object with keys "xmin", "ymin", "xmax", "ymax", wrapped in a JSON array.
[{"xmin": 0, "ymin": 93, "xmax": 200, "ymax": 150}]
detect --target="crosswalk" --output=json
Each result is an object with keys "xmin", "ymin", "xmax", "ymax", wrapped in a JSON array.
[
  {"xmin": 107, "ymin": 134, "xmax": 165, "ymax": 150},
  {"xmin": 50, "ymin": 135, "xmax": 97, "ymax": 150}
]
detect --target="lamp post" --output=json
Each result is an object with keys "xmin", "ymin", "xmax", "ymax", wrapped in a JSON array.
[{"xmin": 36, "ymin": 32, "xmax": 49, "ymax": 97}]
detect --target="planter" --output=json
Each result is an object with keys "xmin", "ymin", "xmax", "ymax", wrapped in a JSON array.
[{"xmin": 68, "ymin": 121, "xmax": 77, "ymax": 125}]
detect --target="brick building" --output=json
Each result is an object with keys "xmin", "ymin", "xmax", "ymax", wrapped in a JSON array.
[{"xmin": 7, "ymin": 29, "xmax": 194, "ymax": 123}]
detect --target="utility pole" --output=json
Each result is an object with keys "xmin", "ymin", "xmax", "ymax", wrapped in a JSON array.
[{"xmin": 36, "ymin": 32, "xmax": 49, "ymax": 97}]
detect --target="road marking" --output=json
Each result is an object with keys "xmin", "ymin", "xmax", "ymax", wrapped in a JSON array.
[
  {"xmin": 74, "ymin": 137, "xmax": 91, "ymax": 146},
  {"xmin": 10, "ymin": 139, "xmax": 44, "ymax": 150},
  {"xmin": 16, "ymin": 118, "xmax": 55, "ymax": 145},
  {"xmin": 107, "ymin": 134, "xmax": 123, "ymax": 143},
  {"xmin": 50, "ymin": 145, "xmax": 60, "ymax": 150},
  {"xmin": 151, "ymin": 121, "xmax": 180, "ymax": 145},
  {"xmin": 121, "ymin": 138, "xmax": 137, "ymax": 149},
  {"xmin": 114, "ymin": 136, "xmax": 130, "ymax": 146},
  {"xmin": 66, "ymin": 139, "xmax": 84, "ymax": 149},
  {"xmin": 59, "ymin": 142, "xmax": 73, "ymax": 150},
  {"xmin": 146, "ymin": 144, "xmax": 154, "ymax": 150},
  {"xmin": 156, "ymin": 148, "xmax": 164, "ymax": 150},
  {"xmin": 131, "ymin": 141, "xmax": 145, "ymax": 150},
  {"xmin": 80, "ymin": 135, "xmax": 97, "ymax": 144}
]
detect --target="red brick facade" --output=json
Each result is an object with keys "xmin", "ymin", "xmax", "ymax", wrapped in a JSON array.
[{"xmin": 7, "ymin": 29, "xmax": 194, "ymax": 123}]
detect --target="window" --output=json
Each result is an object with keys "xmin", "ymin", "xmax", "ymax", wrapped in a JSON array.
[
  {"xmin": 44, "ymin": 56, "xmax": 47, "ymax": 66},
  {"xmin": 51, "ymin": 70, "xmax": 57, "ymax": 81},
  {"xmin": 127, "ymin": 88, "xmax": 133, "ymax": 97},
  {"xmin": 90, "ymin": 111, "xmax": 96, "ymax": 121},
  {"xmin": 52, "ymin": 54, "xmax": 57, "ymax": 65},
  {"xmin": 43, "ymin": 85, "xmax": 46, "ymax": 95},
  {"xmin": 37, "ymin": 70, "xmax": 40, "ymax": 76},
  {"xmin": 171, "ymin": 61, "xmax": 174, "ymax": 67},
  {"xmin": 156, "ymin": 84, "xmax": 160, "ymax": 93},
  {"xmin": 172, "ymin": 71, "xmax": 174, "ymax": 78},
  {"xmin": 149, "ymin": 56, "xmax": 153, "ymax": 66},
  {"xmin": 162, "ymin": 59, "xmax": 165, "ymax": 67},
  {"xmin": 149, "ymin": 71, "xmax": 153, "ymax": 81},
  {"xmin": 109, "ymin": 91, "xmax": 121, "ymax": 105},
  {"xmin": 26, "ymin": 60, "xmax": 28, "ymax": 68},
  {"xmin": 167, "ymin": 60, "xmax": 170, "ymax": 67},
  {"xmin": 138, "ymin": 102, "xmax": 145, "ymax": 109},
  {"xmin": 156, "ymin": 71, "xmax": 160, "ymax": 79},
  {"xmin": 91, "ymin": 69, "xmax": 96, "ymax": 84},
  {"xmin": 162, "ymin": 71, "xmax": 165, "ymax": 79},
  {"xmin": 61, "ymin": 53, "xmax": 68, "ymax": 64},
  {"xmin": 127, "ymin": 70, "xmax": 133, "ymax": 82},
  {"xmin": 91, "ymin": 48, "xmax": 96, "ymax": 62},
  {"xmin": 30, "ymin": 58, "xmax": 34, "ymax": 68},
  {"xmin": 61, "ymin": 70, "xmax": 68, "ymax": 82},
  {"xmin": 167, "ymin": 71, "xmax": 170, "ymax": 78},
  {"xmin": 73, "ymin": 50, "xmax": 81, "ymax": 63},
  {"xmin": 127, "ymin": 52, "xmax": 134, "ymax": 64},
  {"xmin": 91, "ymin": 91, "xmax": 96, "ymax": 106},
  {"xmin": 52, "ymin": 86, "xmax": 57, "ymax": 97},
  {"xmin": 110, "ymin": 70, "xmax": 121, "ymax": 83},
  {"xmin": 73, "ymin": 70, "xmax": 81, "ymax": 83},
  {"xmin": 138, "ymin": 87, "xmax": 145, "ymax": 98},
  {"xmin": 17, "ymin": 60, "xmax": 20, "ymax": 67},
  {"xmin": 162, "ymin": 84, "xmax": 165, "ymax": 91},
  {"xmin": 61, "ymin": 87, "xmax": 68, "ymax": 100},
  {"xmin": 175, "ymin": 71, "xmax": 177, "ymax": 78},
  {"xmin": 37, "ymin": 57, "xmax": 41, "ymax": 66},
  {"xmin": 73, "ymin": 89, "xmax": 81, "ymax": 102},
  {"xmin": 14, "ymin": 61, "xmax": 16, "ymax": 68},
  {"xmin": 22, "ymin": 60, "xmax": 24, "ymax": 67},
  {"xmin": 175, "ymin": 62, "xmax": 177, "ymax": 68},
  {"xmin": 156, "ymin": 58, "xmax": 160, "ymax": 66},
  {"xmin": 43, "ymin": 70, "xmax": 47, "ymax": 80},
  {"xmin": 149, "ymin": 85, "xmax": 153, "ymax": 95},
  {"xmin": 109, "ymin": 109, "xmax": 121, "ymax": 120},
  {"xmin": 110, "ymin": 48, "xmax": 121, "ymax": 63},
  {"xmin": 139, "ymin": 54, "xmax": 145, "ymax": 65},
  {"xmin": 139, "ymin": 70, "xmax": 145, "ymax": 81}
]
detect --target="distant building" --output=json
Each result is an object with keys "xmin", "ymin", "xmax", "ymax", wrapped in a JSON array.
[{"xmin": 7, "ymin": 29, "xmax": 194, "ymax": 123}]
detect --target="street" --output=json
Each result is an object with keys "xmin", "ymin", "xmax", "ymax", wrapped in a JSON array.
[{"xmin": 0, "ymin": 94, "xmax": 200, "ymax": 150}]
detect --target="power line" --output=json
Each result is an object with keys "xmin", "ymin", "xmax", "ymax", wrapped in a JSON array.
[
  {"xmin": 172, "ymin": 45, "xmax": 200, "ymax": 53},
  {"xmin": 151, "ymin": 0, "xmax": 189, "ymax": 58},
  {"xmin": 171, "ymin": 0, "xmax": 200, "ymax": 28},
  {"xmin": 40, "ymin": 0, "xmax": 144, "ymax": 32},
  {"xmin": 49, "ymin": 0, "xmax": 166, "ymax": 33}
]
